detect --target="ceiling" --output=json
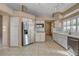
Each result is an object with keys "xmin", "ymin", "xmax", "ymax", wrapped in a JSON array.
[{"xmin": 6, "ymin": 3, "xmax": 75, "ymax": 17}]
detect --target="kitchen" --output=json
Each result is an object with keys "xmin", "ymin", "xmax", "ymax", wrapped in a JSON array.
[{"xmin": 0, "ymin": 3, "xmax": 79, "ymax": 56}]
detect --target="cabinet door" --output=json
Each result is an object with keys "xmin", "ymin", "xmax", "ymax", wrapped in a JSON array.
[
  {"xmin": 60, "ymin": 35, "xmax": 68, "ymax": 49},
  {"xmin": 10, "ymin": 17, "xmax": 19, "ymax": 46},
  {"xmin": 57, "ymin": 35, "xmax": 62, "ymax": 45},
  {"xmin": 53, "ymin": 33, "xmax": 68, "ymax": 49},
  {"xmin": 35, "ymin": 33, "xmax": 40, "ymax": 42},
  {"xmin": 40, "ymin": 33, "xmax": 45, "ymax": 41}
]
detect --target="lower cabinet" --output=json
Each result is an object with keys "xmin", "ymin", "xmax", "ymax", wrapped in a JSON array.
[
  {"xmin": 53, "ymin": 33, "xmax": 68, "ymax": 49},
  {"xmin": 35, "ymin": 33, "xmax": 45, "ymax": 42}
]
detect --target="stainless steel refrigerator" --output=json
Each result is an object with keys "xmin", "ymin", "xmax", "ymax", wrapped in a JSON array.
[{"xmin": 22, "ymin": 20, "xmax": 34, "ymax": 46}]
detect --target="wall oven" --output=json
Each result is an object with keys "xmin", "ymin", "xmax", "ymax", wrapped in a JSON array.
[{"xmin": 68, "ymin": 37, "xmax": 79, "ymax": 56}]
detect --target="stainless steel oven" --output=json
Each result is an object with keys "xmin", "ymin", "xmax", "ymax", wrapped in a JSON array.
[{"xmin": 68, "ymin": 37, "xmax": 79, "ymax": 56}]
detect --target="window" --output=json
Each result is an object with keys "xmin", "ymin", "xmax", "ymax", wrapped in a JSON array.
[
  {"xmin": 63, "ymin": 27, "xmax": 67, "ymax": 32},
  {"xmin": 63, "ymin": 21, "xmax": 66, "ymax": 26},
  {"xmin": 63, "ymin": 20, "xmax": 71, "ymax": 32},
  {"xmin": 63, "ymin": 20, "xmax": 67, "ymax": 32},
  {"xmin": 66, "ymin": 20, "xmax": 71, "ymax": 32},
  {"xmin": 63, "ymin": 18, "xmax": 77, "ymax": 33},
  {"xmin": 71, "ymin": 19, "xmax": 76, "ymax": 32},
  {"xmin": 67, "ymin": 20, "xmax": 70, "ymax": 26},
  {"xmin": 63, "ymin": 16, "xmax": 79, "ymax": 33}
]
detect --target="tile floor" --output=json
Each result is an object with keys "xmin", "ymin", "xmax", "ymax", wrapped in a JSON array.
[
  {"xmin": 0, "ymin": 36, "xmax": 68, "ymax": 56},
  {"xmin": 0, "ymin": 41, "xmax": 68, "ymax": 56}
]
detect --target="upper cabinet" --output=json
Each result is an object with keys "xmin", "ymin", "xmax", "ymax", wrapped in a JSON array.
[{"xmin": 35, "ymin": 20, "xmax": 45, "ymax": 32}]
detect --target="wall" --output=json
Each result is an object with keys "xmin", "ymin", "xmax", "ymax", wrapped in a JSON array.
[{"xmin": 2, "ymin": 15, "xmax": 10, "ymax": 48}]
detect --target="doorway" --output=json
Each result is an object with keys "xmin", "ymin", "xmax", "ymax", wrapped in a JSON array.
[
  {"xmin": 0, "ymin": 15, "xmax": 3, "ymax": 48},
  {"xmin": 45, "ymin": 21, "xmax": 52, "ymax": 41}
]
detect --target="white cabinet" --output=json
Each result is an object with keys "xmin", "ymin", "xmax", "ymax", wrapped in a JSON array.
[
  {"xmin": 10, "ymin": 17, "xmax": 19, "ymax": 46},
  {"xmin": 59, "ymin": 35, "xmax": 67, "ymax": 49},
  {"xmin": 35, "ymin": 20, "xmax": 45, "ymax": 42},
  {"xmin": 35, "ymin": 33, "xmax": 45, "ymax": 42},
  {"xmin": 53, "ymin": 33, "xmax": 68, "ymax": 49},
  {"xmin": 40, "ymin": 33, "xmax": 45, "ymax": 41},
  {"xmin": 36, "ymin": 33, "xmax": 40, "ymax": 42}
]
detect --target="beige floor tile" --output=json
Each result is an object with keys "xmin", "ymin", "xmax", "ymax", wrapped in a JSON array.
[
  {"xmin": 0, "ymin": 36, "xmax": 68, "ymax": 56},
  {"xmin": 0, "ymin": 41, "xmax": 68, "ymax": 56}
]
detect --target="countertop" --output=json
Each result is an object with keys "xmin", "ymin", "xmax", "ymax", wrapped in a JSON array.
[{"xmin": 53, "ymin": 31, "xmax": 79, "ymax": 39}]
